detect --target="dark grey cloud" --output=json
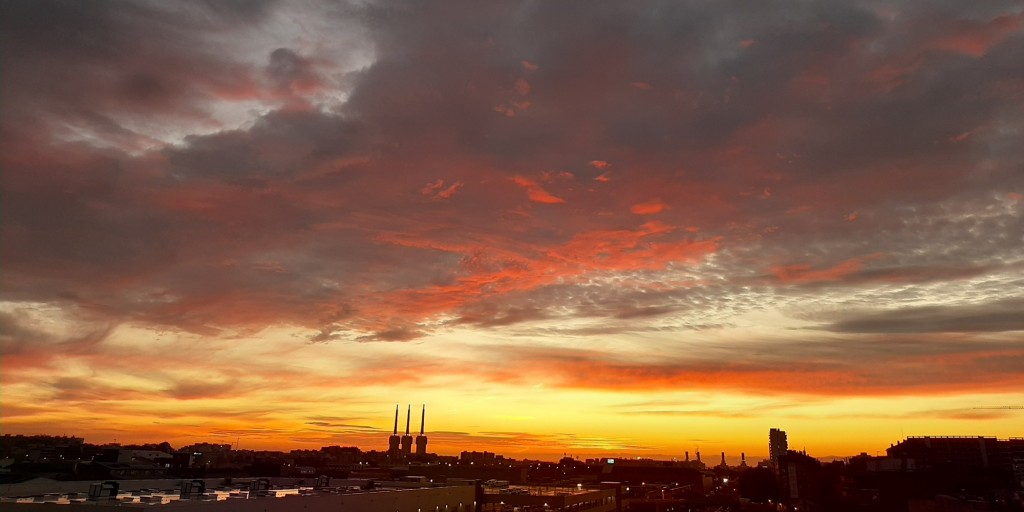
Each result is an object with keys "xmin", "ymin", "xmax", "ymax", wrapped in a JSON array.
[
  {"xmin": 355, "ymin": 328, "xmax": 426, "ymax": 342},
  {"xmin": 0, "ymin": 0, "xmax": 281, "ymax": 149},
  {"xmin": 305, "ymin": 421, "xmax": 383, "ymax": 432},
  {"xmin": 164, "ymin": 380, "xmax": 248, "ymax": 400},
  {"xmin": 164, "ymin": 109, "xmax": 363, "ymax": 179},
  {"xmin": 823, "ymin": 298, "xmax": 1024, "ymax": 333},
  {"xmin": 267, "ymin": 48, "xmax": 318, "ymax": 91},
  {"xmin": 455, "ymin": 306, "xmax": 551, "ymax": 327}
]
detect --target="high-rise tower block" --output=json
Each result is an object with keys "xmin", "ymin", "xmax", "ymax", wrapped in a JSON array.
[{"xmin": 769, "ymin": 428, "xmax": 788, "ymax": 466}]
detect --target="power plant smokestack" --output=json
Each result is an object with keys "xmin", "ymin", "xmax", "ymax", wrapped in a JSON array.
[
  {"xmin": 415, "ymin": 403, "xmax": 428, "ymax": 456},
  {"xmin": 387, "ymin": 405, "xmax": 401, "ymax": 459},
  {"xmin": 400, "ymin": 404, "xmax": 413, "ymax": 457}
]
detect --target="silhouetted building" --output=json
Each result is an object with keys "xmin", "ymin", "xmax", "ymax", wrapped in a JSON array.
[
  {"xmin": 887, "ymin": 436, "xmax": 1024, "ymax": 489},
  {"xmin": 415, "ymin": 404, "xmax": 428, "ymax": 456},
  {"xmin": 769, "ymin": 428, "xmax": 788, "ymax": 467},
  {"xmin": 0, "ymin": 479, "xmax": 477, "ymax": 511},
  {"xmin": 778, "ymin": 450, "xmax": 818, "ymax": 501},
  {"xmin": 460, "ymin": 451, "xmax": 498, "ymax": 465},
  {"xmin": 1008, "ymin": 438, "xmax": 1024, "ymax": 488},
  {"xmin": 888, "ymin": 436, "xmax": 995, "ymax": 471}
]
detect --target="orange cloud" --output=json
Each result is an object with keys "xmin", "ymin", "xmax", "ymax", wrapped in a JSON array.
[
  {"xmin": 512, "ymin": 175, "xmax": 565, "ymax": 204},
  {"xmin": 421, "ymin": 179, "xmax": 463, "ymax": 200},
  {"xmin": 541, "ymin": 170, "xmax": 574, "ymax": 182},
  {"xmin": 370, "ymin": 223, "xmax": 719, "ymax": 326},
  {"xmin": 589, "ymin": 160, "xmax": 610, "ymax": 169},
  {"xmin": 771, "ymin": 256, "xmax": 877, "ymax": 283},
  {"xmin": 476, "ymin": 340, "xmax": 1024, "ymax": 397},
  {"xmin": 630, "ymin": 200, "xmax": 668, "ymax": 215},
  {"xmin": 436, "ymin": 181, "xmax": 464, "ymax": 199},
  {"xmin": 420, "ymin": 179, "xmax": 445, "ymax": 196},
  {"xmin": 539, "ymin": 352, "xmax": 1024, "ymax": 396}
]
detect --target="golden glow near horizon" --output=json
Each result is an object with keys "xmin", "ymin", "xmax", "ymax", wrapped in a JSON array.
[
  {"xmin": 1, "ymin": 1, "xmax": 1023, "ymax": 462},
  {"xmin": 3, "ymin": 318, "xmax": 1022, "ymax": 460}
]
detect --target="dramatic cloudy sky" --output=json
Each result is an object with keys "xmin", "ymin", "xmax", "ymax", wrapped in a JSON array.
[{"xmin": 2, "ymin": 0, "xmax": 1022, "ymax": 460}]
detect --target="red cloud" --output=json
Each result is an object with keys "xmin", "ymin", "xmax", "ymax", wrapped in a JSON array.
[
  {"xmin": 630, "ymin": 200, "xmax": 668, "ymax": 215},
  {"xmin": 494, "ymin": 104, "xmax": 516, "ymax": 117},
  {"xmin": 589, "ymin": 160, "xmax": 610, "ymax": 169},
  {"xmin": 541, "ymin": 170, "xmax": 574, "ymax": 182},
  {"xmin": 771, "ymin": 256, "xmax": 879, "ymax": 283},
  {"xmin": 436, "ymin": 181, "xmax": 464, "ymax": 199},
  {"xmin": 512, "ymin": 175, "xmax": 565, "ymax": 204},
  {"xmin": 420, "ymin": 179, "xmax": 445, "ymax": 196},
  {"xmin": 369, "ymin": 222, "xmax": 719, "ymax": 327},
  {"xmin": 421, "ymin": 179, "xmax": 463, "ymax": 200},
  {"xmin": 926, "ymin": 13, "xmax": 1023, "ymax": 57},
  {"xmin": 949, "ymin": 131, "xmax": 972, "ymax": 143},
  {"xmin": 515, "ymin": 78, "xmax": 531, "ymax": 96},
  {"xmin": 534, "ymin": 350, "xmax": 1024, "ymax": 396},
  {"xmin": 472, "ymin": 341, "xmax": 1024, "ymax": 397}
]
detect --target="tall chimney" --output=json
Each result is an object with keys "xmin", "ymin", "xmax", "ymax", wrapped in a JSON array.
[
  {"xmin": 400, "ymin": 404, "xmax": 413, "ymax": 457},
  {"xmin": 415, "ymin": 404, "xmax": 428, "ymax": 457},
  {"xmin": 387, "ymin": 405, "xmax": 401, "ymax": 458}
]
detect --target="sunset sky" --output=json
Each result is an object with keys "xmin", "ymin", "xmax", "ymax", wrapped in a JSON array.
[{"xmin": 1, "ymin": 0, "xmax": 1022, "ymax": 462}]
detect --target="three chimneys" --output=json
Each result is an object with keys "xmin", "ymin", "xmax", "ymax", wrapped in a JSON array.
[{"xmin": 388, "ymin": 404, "xmax": 427, "ymax": 459}]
